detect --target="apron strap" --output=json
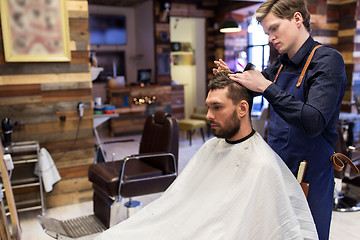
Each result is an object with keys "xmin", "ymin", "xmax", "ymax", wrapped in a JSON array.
[
  {"xmin": 273, "ymin": 45, "xmax": 323, "ymax": 86},
  {"xmin": 273, "ymin": 64, "xmax": 283, "ymax": 84},
  {"xmin": 296, "ymin": 44, "xmax": 322, "ymax": 87},
  {"xmin": 330, "ymin": 152, "xmax": 360, "ymax": 173}
]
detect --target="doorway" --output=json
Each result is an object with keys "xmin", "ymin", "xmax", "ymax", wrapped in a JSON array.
[{"xmin": 170, "ymin": 17, "xmax": 206, "ymax": 119}]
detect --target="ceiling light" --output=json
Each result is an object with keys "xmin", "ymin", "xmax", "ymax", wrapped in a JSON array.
[{"xmin": 220, "ymin": 16, "xmax": 241, "ymax": 33}]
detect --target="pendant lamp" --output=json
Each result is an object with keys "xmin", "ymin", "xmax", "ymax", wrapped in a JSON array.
[{"xmin": 220, "ymin": 15, "xmax": 241, "ymax": 33}]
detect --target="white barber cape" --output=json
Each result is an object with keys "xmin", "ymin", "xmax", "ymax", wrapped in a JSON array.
[{"xmin": 95, "ymin": 131, "xmax": 318, "ymax": 240}]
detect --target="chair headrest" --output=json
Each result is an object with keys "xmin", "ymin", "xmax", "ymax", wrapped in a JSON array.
[{"xmin": 154, "ymin": 111, "xmax": 171, "ymax": 124}]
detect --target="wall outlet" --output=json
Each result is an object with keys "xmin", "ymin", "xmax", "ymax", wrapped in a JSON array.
[
  {"xmin": 3, "ymin": 154, "xmax": 14, "ymax": 171},
  {"xmin": 77, "ymin": 102, "xmax": 84, "ymax": 118}
]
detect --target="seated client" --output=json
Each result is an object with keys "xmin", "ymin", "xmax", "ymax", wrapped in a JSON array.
[{"xmin": 95, "ymin": 72, "xmax": 318, "ymax": 240}]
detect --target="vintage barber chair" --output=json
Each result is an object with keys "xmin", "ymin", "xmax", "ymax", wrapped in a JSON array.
[
  {"xmin": 88, "ymin": 111, "xmax": 179, "ymax": 228},
  {"xmin": 333, "ymin": 124, "xmax": 360, "ymax": 212}
]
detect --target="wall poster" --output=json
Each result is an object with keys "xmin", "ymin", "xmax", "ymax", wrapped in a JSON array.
[{"xmin": 0, "ymin": 0, "xmax": 71, "ymax": 62}]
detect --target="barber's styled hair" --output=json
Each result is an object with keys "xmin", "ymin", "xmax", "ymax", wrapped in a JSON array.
[
  {"xmin": 255, "ymin": 0, "xmax": 311, "ymax": 32},
  {"xmin": 208, "ymin": 72, "xmax": 253, "ymax": 111}
]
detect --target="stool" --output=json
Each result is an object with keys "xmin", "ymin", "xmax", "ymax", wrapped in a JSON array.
[
  {"xmin": 190, "ymin": 106, "xmax": 211, "ymax": 137},
  {"xmin": 178, "ymin": 119, "xmax": 206, "ymax": 146}
]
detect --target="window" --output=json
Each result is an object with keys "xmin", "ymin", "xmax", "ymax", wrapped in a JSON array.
[
  {"xmin": 248, "ymin": 16, "xmax": 269, "ymax": 71},
  {"xmin": 247, "ymin": 16, "xmax": 269, "ymax": 115}
]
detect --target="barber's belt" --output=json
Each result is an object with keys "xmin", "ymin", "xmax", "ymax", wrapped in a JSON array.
[{"xmin": 330, "ymin": 153, "xmax": 360, "ymax": 173}]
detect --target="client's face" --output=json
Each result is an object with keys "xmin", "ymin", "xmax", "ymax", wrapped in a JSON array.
[{"xmin": 206, "ymin": 88, "xmax": 241, "ymax": 140}]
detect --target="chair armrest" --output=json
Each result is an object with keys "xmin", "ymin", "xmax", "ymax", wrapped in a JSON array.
[
  {"xmin": 102, "ymin": 139, "xmax": 135, "ymax": 145},
  {"xmin": 344, "ymin": 145, "xmax": 360, "ymax": 179},
  {"xmin": 126, "ymin": 152, "xmax": 177, "ymax": 174},
  {"xmin": 126, "ymin": 152, "xmax": 177, "ymax": 173},
  {"xmin": 348, "ymin": 144, "xmax": 360, "ymax": 152},
  {"xmin": 344, "ymin": 160, "xmax": 360, "ymax": 179},
  {"xmin": 117, "ymin": 152, "xmax": 177, "ymax": 197},
  {"xmin": 346, "ymin": 144, "xmax": 360, "ymax": 163},
  {"xmin": 347, "ymin": 144, "xmax": 360, "ymax": 163}
]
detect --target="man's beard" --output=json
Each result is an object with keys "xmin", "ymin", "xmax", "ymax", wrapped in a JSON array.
[{"xmin": 211, "ymin": 110, "xmax": 240, "ymax": 140}]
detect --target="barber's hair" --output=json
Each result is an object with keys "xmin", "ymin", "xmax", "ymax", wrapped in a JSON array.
[
  {"xmin": 255, "ymin": 0, "xmax": 311, "ymax": 32},
  {"xmin": 208, "ymin": 72, "xmax": 253, "ymax": 111}
]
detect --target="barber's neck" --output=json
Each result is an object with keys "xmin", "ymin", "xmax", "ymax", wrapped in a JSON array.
[{"xmin": 288, "ymin": 29, "xmax": 310, "ymax": 59}]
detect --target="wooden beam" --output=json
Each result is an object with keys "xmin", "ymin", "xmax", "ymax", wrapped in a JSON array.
[
  {"xmin": 0, "ymin": 84, "xmax": 41, "ymax": 97},
  {"xmin": 0, "ymin": 147, "xmax": 21, "ymax": 240},
  {"xmin": 67, "ymin": 0, "xmax": 89, "ymax": 19},
  {"xmin": 0, "ymin": 73, "xmax": 91, "ymax": 85}
]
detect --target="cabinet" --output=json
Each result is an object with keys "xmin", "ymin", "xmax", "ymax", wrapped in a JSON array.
[
  {"xmin": 3, "ymin": 141, "xmax": 45, "ymax": 215},
  {"xmin": 170, "ymin": 84, "xmax": 185, "ymax": 120}
]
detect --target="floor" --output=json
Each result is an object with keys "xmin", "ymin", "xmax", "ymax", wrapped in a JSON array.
[{"xmin": 17, "ymin": 128, "xmax": 360, "ymax": 240}]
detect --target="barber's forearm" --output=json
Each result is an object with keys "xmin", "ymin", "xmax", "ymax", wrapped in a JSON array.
[{"xmin": 301, "ymin": 105, "xmax": 326, "ymax": 136}]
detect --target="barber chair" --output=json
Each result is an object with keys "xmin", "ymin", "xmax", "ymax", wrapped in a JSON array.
[
  {"xmin": 88, "ymin": 111, "xmax": 179, "ymax": 228},
  {"xmin": 333, "ymin": 124, "xmax": 360, "ymax": 212}
]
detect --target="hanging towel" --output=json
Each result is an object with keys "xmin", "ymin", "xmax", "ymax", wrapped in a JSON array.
[{"xmin": 34, "ymin": 148, "xmax": 61, "ymax": 193}]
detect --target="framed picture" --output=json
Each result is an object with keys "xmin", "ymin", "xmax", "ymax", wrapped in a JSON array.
[{"xmin": 0, "ymin": 0, "xmax": 71, "ymax": 62}]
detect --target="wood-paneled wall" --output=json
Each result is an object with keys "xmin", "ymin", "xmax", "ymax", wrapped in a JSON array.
[
  {"xmin": 307, "ymin": 0, "xmax": 359, "ymax": 111},
  {"xmin": 0, "ymin": 0, "xmax": 93, "ymax": 208}
]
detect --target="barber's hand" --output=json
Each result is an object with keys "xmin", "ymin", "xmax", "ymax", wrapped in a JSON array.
[
  {"xmin": 228, "ymin": 70, "xmax": 272, "ymax": 93},
  {"xmin": 213, "ymin": 59, "xmax": 229, "ymax": 74}
]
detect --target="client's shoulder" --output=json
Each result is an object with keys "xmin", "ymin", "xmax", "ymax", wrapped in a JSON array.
[{"xmin": 247, "ymin": 133, "xmax": 284, "ymax": 167}]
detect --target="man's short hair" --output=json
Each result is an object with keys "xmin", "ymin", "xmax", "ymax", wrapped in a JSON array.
[
  {"xmin": 208, "ymin": 72, "xmax": 253, "ymax": 111},
  {"xmin": 255, "ymin": 0, "xmax": 311, "ymax": 32}
]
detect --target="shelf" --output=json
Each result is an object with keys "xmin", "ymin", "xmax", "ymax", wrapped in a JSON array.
[
  {"xmin": 4, "ymin": 141, "xmax": 39, "ymax": 153},
  {"xmin": 11, "ymin": 180, "xmax": 40, "ymax": 188},
  {"xmin": 12, "ymin": 158, "xmax": 38, "ymax": 165},
  {"xmin": 170, "ymin": 51, "xmax": 194, "ymax": 54},
  {"xmin": 3, "ymin": 141, "xmax": 45, "ymax": 215},
  {"xmin": 12, "ymin": 154, "xmax": 38, "ymax": 161},
  {"xmin": 17, "ymin": 205, "xmax": 42, "ymax": 213},
  {"xmin": 4, "ymin": 198, "xmax": 42, "ymax": 215}
]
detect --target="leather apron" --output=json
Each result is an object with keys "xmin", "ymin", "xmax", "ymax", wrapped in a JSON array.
[{"xmin": 268, "ymin": 45, "xmax": 333, "ymax": 240}]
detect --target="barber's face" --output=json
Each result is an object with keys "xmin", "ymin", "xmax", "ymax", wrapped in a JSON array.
[
  {"xmin": 261, "ymin": 12, "xmax": 301, "ymax": 58},
  {"xmin": 206, "ymin": 88, "xmax": 240, "ymax": 140}
]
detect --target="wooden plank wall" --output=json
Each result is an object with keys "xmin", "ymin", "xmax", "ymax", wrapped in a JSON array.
[
  {"xmin": 309, "ymin": 0, "xmax": 357, "ymax": 111},
  {"xmin": 0, "ymin": 0, "xmax": 93, "ymax": 208}
]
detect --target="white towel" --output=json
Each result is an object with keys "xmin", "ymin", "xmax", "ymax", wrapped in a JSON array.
[{"xmin": 34, "ymin": 148, "xmax": 61, "ymax": 193}]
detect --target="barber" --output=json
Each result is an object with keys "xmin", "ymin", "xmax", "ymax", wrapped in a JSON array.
[{"xmin": 214, "ymin": 0, "xmax": 346, "ymax": 239}]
